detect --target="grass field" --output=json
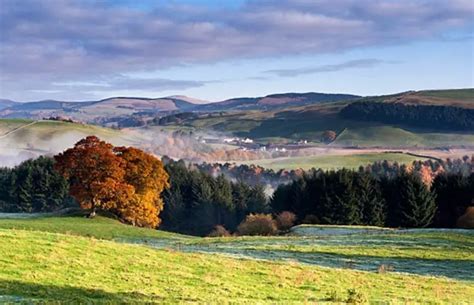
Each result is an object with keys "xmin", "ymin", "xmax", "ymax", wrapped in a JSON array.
[
  {"xmin": 419, "ymin": 88, "xmax": 474, "ymax": 101},
  {"xmin": 239, "ymin": 152, "xmax": 427, "ymax": 170},
  {"xmin": 0, "ymin": 216, "xmax": 472, "ymax": 303}
]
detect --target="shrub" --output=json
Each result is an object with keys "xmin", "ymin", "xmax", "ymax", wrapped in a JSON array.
[
  {"xmin": 237, "ymin": 213, "xmax": 277, "ymax": 236},
  {"xmin": 275, "ymin": 211, "xmax": 297, "ymax": 231},
  {"xmin": 207, "ymin": 225, "xmax": 231, "ymax": 237},
  {"xmin": 326, "ymin": 290, "xmax": 344, "ymax": 302},
  {"xmin": 457, "ymin": 206, "xmax": 474, "ymax": 229},
  {"xmin": 346, "ymin": 288, "xmax": 368, "ymax": 304},
  {"xmin": 321, "ymin": 130, "xmax": 337, "ymax": 143},
  {"xmin": 377, "ymin": 264, "xmax": 394, "ymax": 274},
  {"xmin": 302, "ymin": 214, "xmax": 320, "ymax": 224}
]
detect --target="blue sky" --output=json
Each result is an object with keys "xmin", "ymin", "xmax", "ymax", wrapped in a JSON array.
[{"xmin": 0, "ymin": 0, "xmax": 473, "ymax": 102}]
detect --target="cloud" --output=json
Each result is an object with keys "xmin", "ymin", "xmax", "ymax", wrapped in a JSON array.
[
  {"xmin": 0, "ymin": 0, "xmax": 472, "ymax": 100},
  {"xmin": 264, "ymin": 59, "xmax": 386, "ymax": 77},
  {"xmin": 53, "ymin": 75, "xmax": 206, "ymax": 91}
]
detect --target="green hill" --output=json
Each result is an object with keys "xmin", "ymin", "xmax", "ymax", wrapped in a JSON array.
[
  {"xmin": 0, "ymin": 119, "xmax": 144, "ymax": 165},
  {"xmin": 172, "ymin": 102, "xmax": 474, "ymax": 147},
  {"xmin": 0, "ymin": 216, "xmax": 472, "ymax": 303}
]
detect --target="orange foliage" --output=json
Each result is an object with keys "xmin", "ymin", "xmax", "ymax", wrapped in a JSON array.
[
  {"xmin": 54, "ymin": 136, "xmax": 169, "ymax": 228},
  {"xmin": 114, "ymin": 147, "xmax": 169, "ymax": 227}
]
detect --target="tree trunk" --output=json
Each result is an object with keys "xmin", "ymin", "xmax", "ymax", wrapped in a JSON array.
[{"xmin": 88, "ymin": 201, "xmax": 97, "ymax": 218}]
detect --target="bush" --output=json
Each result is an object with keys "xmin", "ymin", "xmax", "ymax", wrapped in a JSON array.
[
  {"xmin": 457, "ymin": 206, "xmax": 474, "ymax": 229},
  {"xmin": 377, "ymin": 264, "xmax": 394, "ymax": 274},
  {"xmin": 346, "ymin": 288, "xmax": 368, "ymax": 304},
  {"xmin": 302, "ymin": 214, "xmax": 320, "ymax": 224},
  {"xmin": 321, "ymin": 130, "xmax": 337, "ymax": 143},
  {"xmin": 237, "ymin": 214, "xmax": 277, "ymax": 236},
  {"xmin": 275, "ymin": 211, "xmax": 297, "ymax": 231},
  {"xmin": 207, "ymin": 225, "xmax": 231, "ymax": 237}
]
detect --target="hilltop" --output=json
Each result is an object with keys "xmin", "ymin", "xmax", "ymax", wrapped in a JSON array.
[
  {"xmin": 0, "ymin": 92, "xmax": 359, "ymax": 122},
  {"xmin": 157, "ymin": 89, "xmax": 474, "ymax": 148},
  {"xmin": 0, "ymin": 88, "xmax": 472, "ymax": 168}
]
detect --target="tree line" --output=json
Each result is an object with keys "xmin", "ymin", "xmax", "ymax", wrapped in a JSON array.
[
  {"xmin": 0, "ymin": 156, "xmax": 72, "ymax": 212},
  {"xmin": 271, "ymin": 169, "xmax": 474, "ymax": 228},
  {"xmin": 1, "ymin": 137, "xmax": 473, "ymax": 234},
  {"xmin": 161, "ymin": 159, "xmax": 268, "ymax": 235},
  {"xmin": 340, "ymin": 101, "xmax": 474, "ymax": 131}
]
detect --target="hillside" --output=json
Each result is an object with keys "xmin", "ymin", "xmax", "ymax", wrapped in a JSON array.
[
  {"xmin": 0, "ymin": 92, "xmax": 359, "ymax": 123},
  {"xmin": 0, "ymin": 97, "xmax": 197, "ymax": 123},
  {"xmin": 1, "ymin": 89, "xmax": 472, "ymax": 167},
  {"xmin": 166, "ymin": 101, "xmax": 474, "ymax": 148},
  {"xmin": 0, "ymin": 119, "xmax": 143, "ymax": 166},
  {"xmin": 0, "ymin": 216, "xmax": 472, "ymax": 303},
  {"xmin": 198, "ymin": 92, "xmax": 360, "ymax": 111},
  {"xmin": 0, "ymin": 99, "xmax": 18, "ymax": 110}
]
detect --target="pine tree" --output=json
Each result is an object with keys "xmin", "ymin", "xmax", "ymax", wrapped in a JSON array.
[
  {"xmin": 247, "ymin": 184, "xmax": 268, "ymax": 214},
  {"xmin": 356, "ymin": 173, "xmax": 386, "ymax": 226},
  {"xmin": 398, "ymin": 173, "xmax": 437, "ymax": 228},
  {"xmin": 16, "ymin": 166, "xmax": 33, "ymax": 212}
]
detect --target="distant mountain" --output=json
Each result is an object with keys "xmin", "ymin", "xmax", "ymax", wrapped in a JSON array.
[
  {"xmin": 0, "ymin": 92, "xmax": 359, "ymax": 121},
  {"xmin": 198, "ymin": 92, "xmax": 360, "ymax": 111},
  {"xmin": 0, "ymin": 99, "xmax": 18, "ymax": 110},
  {"xmin": 0, "ymin": 96, "xmax": 198, "ymax": 121},
  {"xmin": 1, "ymin": 89, "xmax": 470, "ymax": 123}
]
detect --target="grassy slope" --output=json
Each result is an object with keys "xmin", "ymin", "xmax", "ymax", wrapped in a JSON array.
[
  {"xmin": 170, "ymin": 92, "xmax": 474, "ymax": 147},
  {"xmin": 239, "ymin": 152, "xmax": 425, "ymax": 170},
  {"xmin": 0, "ymin": 119, "xmax": 142, "ymax": 157},
  {"xmin": 419, "ymin": 88, "xmax": 474, "ymax": 101},
  {"xmin": 0, "ymin": 217, "xmax": 473, "ymax": 303}
]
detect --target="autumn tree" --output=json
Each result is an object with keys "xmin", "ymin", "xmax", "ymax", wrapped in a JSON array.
[
  {"xmin": 54, "ymin": 136, "xmax": 169, "ymax": 228},
  {"xmin": 54, "ymin": 136, "xmax": 132, "ymax": 218},
  {"xmin": 321, "ymin": 130, "xmax": 337, "ymax": 144},
  {"xmin": 114, "ymin": 146, "xmax": 169, "ymax": 228}
]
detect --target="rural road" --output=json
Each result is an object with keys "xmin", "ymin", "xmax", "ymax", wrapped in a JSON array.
[{"xmin": 0, "ymin": 121, "xmax": 38, "ymax": 139}]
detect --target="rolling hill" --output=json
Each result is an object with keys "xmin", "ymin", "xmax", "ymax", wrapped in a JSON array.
[
  {"xmin": 0, "ymin": 119, "xmax": 143, "ymax": 166},
  {"xmin": 158, "ymin": 89, "xmax": 474, "ymax": 148},
  {"xmin": 0, "ymin": 216, "xmax": 472, "ymax": 303},
  {"xmin": 0, "ymin": 96, "xmax": 198, "ymax": 122},
  {"xmin": 1, "ymin": 89, "xmax": 472, "ymax": 168},
  {"xmin": 198, "ymin": 92, "xmax": 360, "ymax": 111},
  {"xmin": 0, "ymin": 99, "xmax": 18, "ymax": 110},
  {"xmin": 0, "ymin": 92, "xmax": 359, "ymax": 122}
]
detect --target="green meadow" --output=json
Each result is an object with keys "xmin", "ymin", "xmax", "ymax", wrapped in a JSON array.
[{"xmin": 0, "ymin": 216, "xmax": 472, "ymax": 303}]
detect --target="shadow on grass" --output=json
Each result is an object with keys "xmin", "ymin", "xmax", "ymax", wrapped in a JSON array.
[
  {"xmin": 0, "ymin": 279, "xmax": 163, "ymax": 303},
  {"xmin": 153, "ymin": 242, "xmax": 474, "ymax": 281}
]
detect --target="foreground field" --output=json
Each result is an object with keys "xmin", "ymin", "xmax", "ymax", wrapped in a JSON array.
[{"xmin": 0, "ymin": 217, "xmax": 473, "ymax": 303}]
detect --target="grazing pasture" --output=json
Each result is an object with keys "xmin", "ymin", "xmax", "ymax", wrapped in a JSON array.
[
  {"xmin": 238, "ymin": 152, "xmax": 425, "ymax": 170},
  {"xmin": 0, "ymin": 216, "xmax": 472, "ymax": 303}
]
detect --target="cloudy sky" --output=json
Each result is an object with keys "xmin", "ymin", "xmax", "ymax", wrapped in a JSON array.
[{"xmin": 0, "ymin": 0, "xmax": 473, "ymax": 102}]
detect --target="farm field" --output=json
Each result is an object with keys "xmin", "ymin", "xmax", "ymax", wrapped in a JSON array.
[
  {"xmin": 238, "ymin": 152, "xmax": 428, "ymax": 170},
  {"xmin": 0, "ymin": 216, "xmax": 472, "ymax": 303}
]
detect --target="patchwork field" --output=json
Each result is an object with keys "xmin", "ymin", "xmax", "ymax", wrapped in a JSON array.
[
  {"xmin": 238, "ymin": 152, "xmax": 427, "ymax": 170},
  {"xmin": 0, "ymin": 216, "xmax": 472, "ymax": 303},
  {"xmin": 167, "ymin": 102, "xmax": 474, "ymax": 147}
]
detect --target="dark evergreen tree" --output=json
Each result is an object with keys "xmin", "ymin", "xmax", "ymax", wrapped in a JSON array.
[
  {"xmin": 397, "ymin": 173, "xmax": 437, "ymax": 228},
  {"xmin": 432, "ymin": 173, "xmax": 472, "ymax": 227},
  {"xmin": 355, "ymin": 172, "xmax": 386, "ymax": 226},
  {"xmin": 0, "ymin": 156, "xmax": 72, "ymax": 213}
]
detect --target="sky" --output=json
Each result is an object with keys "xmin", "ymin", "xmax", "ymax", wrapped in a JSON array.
[{"xmin": 0, "ymin": 0, "xmax": 473, "ymax": 102}]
